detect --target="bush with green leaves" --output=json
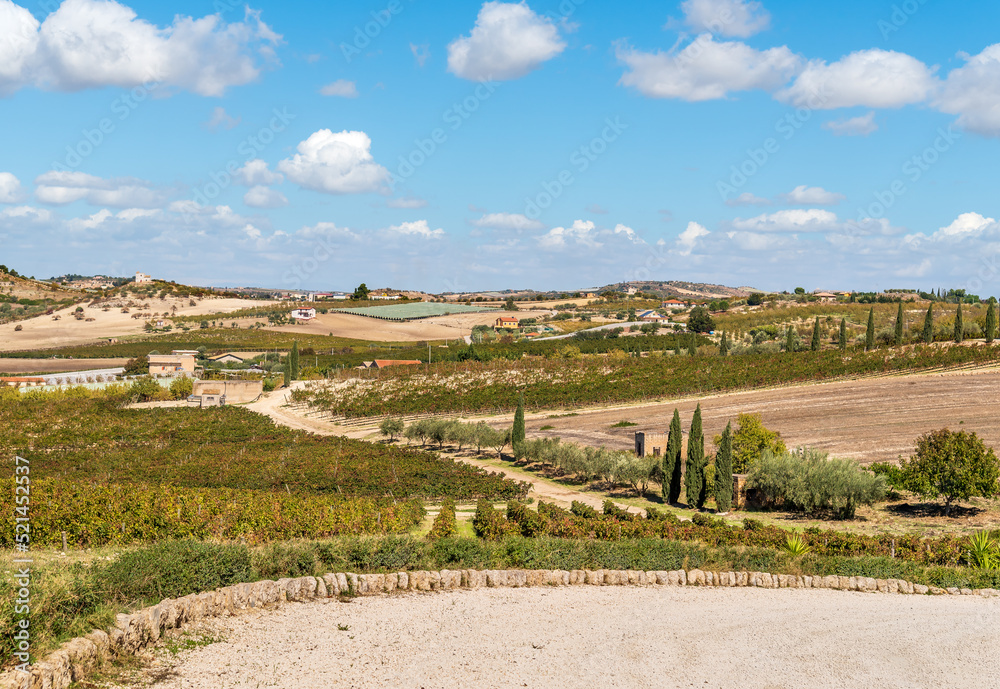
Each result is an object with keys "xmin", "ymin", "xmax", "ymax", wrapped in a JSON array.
[
  {"xmin": 428, "ymin": 498, "xmax": 458, "ymax": 539},
  {"xmin": 717, "ymin": 413, "xmax": 787, "ymax": 474},
  {"xmin": 746, "ymin": 449, "xmax": 887, "ymax": 519},
  {"xmin": 379, "ymin": 417, "xmax": 405, "ymax": 441},
  {"xmin": 169, "ymin": 376, "xmax": 193, "ymax": 400}
]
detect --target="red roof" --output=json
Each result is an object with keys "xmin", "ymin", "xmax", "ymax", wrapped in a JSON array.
[
  {"xmin": 497, "ymin": 316, "xmax": 519, "ymax": 323},
  {"xmin": 372, "ymin": 359, "xmax": 422, "ymax": 368},
  {"xmin": 1, "ymin": 377, "xmax": 45, "ymax": 383}
]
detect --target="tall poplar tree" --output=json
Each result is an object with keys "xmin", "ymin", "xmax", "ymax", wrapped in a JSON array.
[
  {"xmin": 923, "ymin": 303, "xmax": 934, "ymax": 344},
  {"xmin": 986, "ymin": 297, "xmax": 997, "ymax": 344},
  {"xmin": 954, "ymin": 302, "xmax": 964, "ymax": 343},
  {"xmin": 665, "ymin": 409, "xmax": 683, "ymax": 504},
  {"xmin": 685, "ymin": 404, "xmax": 705, "ymax": 508},
  {"xmin": 839, "ymin": 318, "xmax": 847, "ymax": 351},
  {"xmin": 810, "ymin": 316, "xmax": 821, "ymax": 351},
  {"xmin": 865, "ymin": 308, "xmax": 875, "ymax": 351},
  {"xmin": 894, "ymin": 302, "xmax": 904, "ymax": 346},
  {"xmin": 714, "ymin": 422, "xmax": 733, "ymax": 513}
]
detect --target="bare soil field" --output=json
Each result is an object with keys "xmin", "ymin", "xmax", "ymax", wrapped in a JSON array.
[
  {"xmin": 131, "ymin": 587, "xmax": 1000, "ymax": 689},
  {"xmin": 0, "ymin": 357, "xmax": 129, "ymax": 374},
  {"xmin": 259, "ymin": 311, "xmax": 501, "ymax": 342},
  {"xmin": 516, "ymin": 368, "xmax": 1000, "ymax": 466},
  {"xmin": 0, "ymin": 297, "xmax": 273, "ymax": 352}
]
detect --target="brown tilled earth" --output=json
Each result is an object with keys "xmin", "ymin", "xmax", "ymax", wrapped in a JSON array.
[{"xmin": 517, "ymin": 368, "xmax": 1000, "ymax": 465}]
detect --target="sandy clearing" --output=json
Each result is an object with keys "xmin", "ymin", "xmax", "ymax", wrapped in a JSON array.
[
  {"xmin": 258, "ymin": 310, "xmax": 501, "ymax": 342},
  {"xmin": 0, "ymin": 297, "xmax": 272, "ymax": 352},
  {"xmin": 0, "ymin": 357, "xmax": 130, "ymax": 374},
  {"xmin": 141, "ymin": 587, "xmax": 1000, "ymax": 689}
]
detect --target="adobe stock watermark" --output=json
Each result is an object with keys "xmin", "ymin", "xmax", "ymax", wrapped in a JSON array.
[
  {"xmin": 716, "ymin": 87, "xmax": 829, "ymax": 203},
  {"xmin": 188, "ymin": 108, "xmax": 295, "ymax": 209},
  {"xmin": 283, "ymin": 233, "xmax": 340, "ymax": 290},
  {"xmin": 387, "ymin": 79, "xmax": 499, "ymax": 191},
  {"xmin": 12, "ymin": 455, "xmax": 32, "ymax": 674},
  {"xmin": 523, "ymin": 117, "xmax": 629, "ymax": 220},
  {"xmin": 50, "ymin": 77, "xmax": 161, "ymax": 173},
  {"xmin": 878, "ymin": 0, "xmax": 932, "ymax": 39},
  {"xmin": 340, "ymin": 0, "xmax": 416, "ymax": 63}
]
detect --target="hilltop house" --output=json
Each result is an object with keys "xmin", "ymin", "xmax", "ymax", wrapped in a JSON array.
[
  {"xmin": 661, "ymin": 299, "xmax": 686, "ymax": 311},
  {"xmin": 135, "ymin": 271, "xmax": 153, "ymax": 284},
  {"xmin": 495, "ymin": 315, "xmax": 519, "ymax": 329}
]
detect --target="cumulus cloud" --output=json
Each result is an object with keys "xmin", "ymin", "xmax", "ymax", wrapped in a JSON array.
[
  {"xmin": 616, "ymin": 35, "xmax": 800, "ymax": 101},
  {"xmin": 730, "ymin": 209, "xmax": 840, "ymax": 233},
  {"xmin": 447, "ymin": 2, "xmax": 566, "ymax": 81},
  {"xmin": 34, "ymin": 171, "xmax": 164, "ymax": 208},
  {"xmin": 1, "ymin": 205, "xmax": 52, "ymax": 222},
  {"xmin": 934, "ymin": 212, "xmax": 997, "ymax": 239},
  {"xmin": 236, "ymin": 159, "xmax": 283, "ymax": 186},
  {"xmin": 725, "ymin": 192, "xmax": 770, "ymax": 207},
  {"xmin": 777, "ymin": 49, "xmax": 936, "ymax": 109},
  {"xmin": 319, "ymin": 79, "xmax": 358, "ymax": 98},
  {"xmin": 822, "ymin": 111, "xmax": 878, "ymax": 137},
  {"xmin": 387, "ymin": 220, "xmax": 445, "ymax": 238},
  {"xmin": 243, "ymin": 185, "xmax": 288, "ymax": 208},
  {"xmin": 676, "ymin": 221, "xmax": 709, "ymax": 255},
  {"xmin": 278, "ymin": 130, "xmax": 389, "ymax": 195},
  {"xmin": 0, "ymin": 0, "xmax": 281, "ymax": 97},
  {"xmin": 894, "ymin": 258, "xmax": 932, "ymax": 278},
  {"xmin": 537, "ymin": 220, "xmax": 600, "ymax": 249},
  {"xmin": 936, "ymin": 44, "xmax": 1000, "ymax": 137},
  {"xmin": 680, "ymin": 0, "xmax": 771, "ymax": 38},
  {"xmin": 777, "ymin": 185, "xmax": 845, "ymax": 206},
  {"xmin": 473, "ymin": 212, "xmax": 544, "ymax": 231},
  {"xmin": 0, "ymin": 172, "xmax": 24, "ymax": 203}
]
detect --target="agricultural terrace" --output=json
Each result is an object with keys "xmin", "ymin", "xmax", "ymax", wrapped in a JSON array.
[
  {"xmin": 293, "ymin": 343, "xmax": 1000, "ymax": 418},
  {"xmin": 334, "ymin": 302, "xmax": 497, "ymax": 321},
  {"xmin": 0, "ymin": 387, "xmax": 528, "ymax": 547}
]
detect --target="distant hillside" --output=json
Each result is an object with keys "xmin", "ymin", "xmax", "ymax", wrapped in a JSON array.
[
  {"xmin": 0, "ymin": 266, "xmax": 83, "ymax": 325},
  {"xmin": 601, "ymin": 281, "xmax": 755, "ymax": 300}
]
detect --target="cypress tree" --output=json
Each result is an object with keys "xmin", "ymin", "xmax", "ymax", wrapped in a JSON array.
[
  {"xmin": 987, "ymin": 297, "xmax": 997, "ymax": 344},
  {"xmin": 714, "ymin": 421, "xmax": 733, "ymax": 513},
  {"xmin": 894, "ymin": 302, "xmax": 904, "ymax": 346},
  {"xmin": 674, "ymin": 339, "xmax": 682, "ymax": 356},
  {"xmin": 810, "ymin": 316, "xmax": 821, "ymax": 351},
  {"xmin": 688, "ymin": 335, "xmax": 697, "ymax": 357},
  {"xmin": 954, "ymin": 302, "xmax": 964, "ymax": 343},
  {"xmin": 288, "ymin": 341, "xmax": 299, "ymax": 382},
  {"xmin": 511, "ymin": 392, "xmax": 526, "ymax": 449},
  {"xmin": 785, "ymin": 325, "xmax": 795, "ymax": 352},
  {"xmin": 839, "ymin": 318, "xmax": 847, "ymax": 351},
  {"xmin": 685, "ymin": 404, "xmax": 705, "ymax": 508},
  {"xmin": 865, "ymin": 308, "xmax": 875, "ymax": 351},
  {"xmin": 665, "ymin": 409, "xmax": 683, "ymax": 504},
  {"xmin": 719, "ymin": 331, "xmax": 729, "ymax": 356},
  {"xmin": 923, "ymin": 303, "xmax": 934, "ymax": 344}
]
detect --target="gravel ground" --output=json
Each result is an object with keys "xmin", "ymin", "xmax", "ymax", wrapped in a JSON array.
[{"xmin": 144, "ymin": 587, "xmax": 999, "ymax": 689}]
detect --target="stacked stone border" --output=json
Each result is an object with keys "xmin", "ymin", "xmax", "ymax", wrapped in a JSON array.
[{"xmin": 3, "ymin": 568, "xmax": 997, "ymax": 688}]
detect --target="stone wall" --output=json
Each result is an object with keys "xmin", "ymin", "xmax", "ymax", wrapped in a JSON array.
[
  {"xmin": 191, "ymin": 379, "xmax": 263, "ymax": 404},
  {"xmin": 2, "ymin": 568, "xmax": 996, "ymax": 689}
]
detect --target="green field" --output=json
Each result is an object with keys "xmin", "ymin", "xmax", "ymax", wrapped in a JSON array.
[{"xmin": 334, "ymin": 302, "xmax": 497, "ymax": 320}]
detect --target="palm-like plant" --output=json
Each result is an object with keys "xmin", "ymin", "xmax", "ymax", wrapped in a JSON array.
[
  {"xmin": 783, "ymin": 534, "xmax": 812, "ymax": 556},
  {"xmin": 966, "ymin": 531, "xmax": 999, "ymax": 569}
]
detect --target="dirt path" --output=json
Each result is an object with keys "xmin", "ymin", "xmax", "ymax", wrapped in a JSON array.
[{"xmin": 134, "ymin": 587, "xmax": 1000, "ymax": 689}]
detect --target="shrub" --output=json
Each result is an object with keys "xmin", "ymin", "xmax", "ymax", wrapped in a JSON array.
[
  {"xmin": 570, "ymin": 500, "xmax": 598, "ymax": 519},
  {"xmin": 472, "ymin": 500, "xmax": 518, "ymax": 540},
  {"xmin": 379, "ymin": 417, "xmax": 404, "ymax": 441},
  {"xmin": 129, "ymin": 376, "xmax": 163, "ymax": 402},
  {"xmin": 428, "ymin": 499, "xmax": 458, "ymax": 539},
  {"xmin": 169, "ymin": 376, "xmax": 193, "ymax": 400},
  {"xmin": 721, "ymin": 413, "xmax": 787, "ymax": 474},
  {"xmin": 746, "ymin": 449, "xmax": 887, "ymax": 519}
]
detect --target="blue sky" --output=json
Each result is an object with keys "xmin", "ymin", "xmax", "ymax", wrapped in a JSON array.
[{"xmin": 2, "ymin": 0, "xmax": 1000, "ymax": 294}]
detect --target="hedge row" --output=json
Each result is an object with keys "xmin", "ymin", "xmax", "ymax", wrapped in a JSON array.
[
  {"xmin": 474, "ymin": 500, "xmax": 971, "ymax": 566},
  {"xmin": 0, "ymin": 478, "xmax": 426, "ymax": 546}
]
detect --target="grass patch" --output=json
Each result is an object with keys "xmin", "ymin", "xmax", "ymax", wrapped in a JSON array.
[{"xmin": 610, "ymin": 420, "xmax": 637, "ymax": 428}]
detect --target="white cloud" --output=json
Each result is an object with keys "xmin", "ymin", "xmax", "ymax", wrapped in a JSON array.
[
  {"xmin": 935, "ymin": 212, "xmax": 997, "ymax": 239},
  {"xmin": 204, "ymin": 106, "xmax": 240, "ymax": 131},
  {"xmin": 236, "ymin": 159, "xmax": 283, "ymax": 186},
  {"xmin": 386, "ymin": 197, "xmax": 428, "ymax": 209},
  {"xmin": 894, "ymin": 258, "xmax": 932, "ymax": 278},
  {"xmin": 725, "ymin": 230, "xmax": 790, "ymax": 251},
  {"xmin": 388, "ymin": 220, "xmax": 445, "ymax": 239},
  {"xmin": 319, "ymin": 79, "xmax": 358, "ymax": 98},
  {"xmin": 1, "ymin": 205, "xmax": 52, "ymax": 222},
  {"xmin": 0, "ymin": 172, "xmax": 24, "ymax": 203},
  {"xmin": 936, "ymin": 44, "xmax": 1000, "ymax": 137},
  {"xmin": 677, "ymin": 221, "xmax": 709, "ymax": 255},
  {"xmin": 115, "ymin": 208, "xmax": 160, "ymax": 222},
  {"xmin": 473, "ymin": 212, "xmax": 544, "ymax": 231},
  {"xmin": 680, "ymin": 0, "xmax": 770, "ymax": 38},
  {"xmin": 616, "ymin": 35, "xmax": 800, "ymax": 101},
  {"xmin": 0, "ymin": 0, "xmax": 282, "ymax": 97},
  {"xmin": 777, "ymin": 185, "xmax": 845, "ymax": 206},
  {"xmin": 447, "ymin": 1, "xmax": 566, "ymax": 81},
  {"xmin": 725, "ymin": 192, "xmax": 770, "ymax": 207},
  {"xmin": 278, "ymin": 130, "xmax": 389, "ymax": 195},
  {"xmin": 34, "ymin": 171, "xmax": 164, "ymax": 208},
  {"xmin": 822, "ymin": 111, "xmax": 878, "ymax": 137},
  {"xmin": 537, "ymin": 220, "xmax": 599, "ymax": 249},
  {"xmin": 243, "ymin": 185, "xmax": 288, "ymax": 208},
  {"xmin": 730, "ymin": 209, "xmax": 840, "ymax": 233},
  {"xmin": 777, "ymin": 49, "xmax": 936, "ymax": 109},
  {"xmin": 613, "ymin": 223, "xmax": 643, "ymax": 244}
]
